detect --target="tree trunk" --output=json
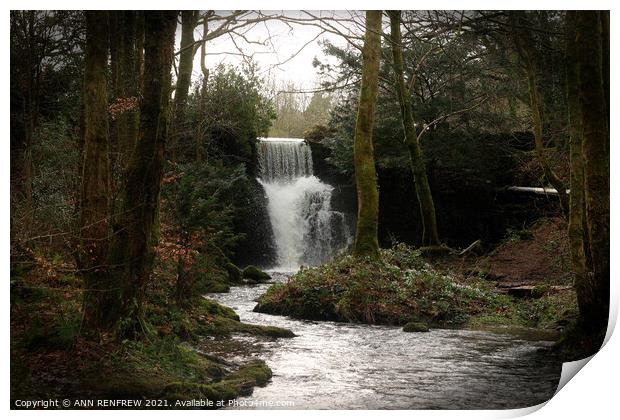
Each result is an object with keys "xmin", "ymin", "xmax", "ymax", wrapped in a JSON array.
[
  {"xmin": 388, "ymin": 10, "xmax": 441, "ymax": 247},
  {"xmin": 118, "ymin": 11, "xmax": 140, "ymax": 163},
  {"xmin": 171, "ymin": 10, "xmax": 198, "ymax": 161},
  {"xmin": 575, "ymin": 11, "xmax": 610, "ymax": 336},
  {"xmin": 108, "ymin": 11, "xmax": 177, "ymax": 337},
  {"xmin": 511, "ymin": 12, "xmax": 569, "ymax": 218},
  {"xmin": 136, "ymin": 12, "xmax": 145, "ymax": 93},
  {"xmin": 565, "ymin": 11, "xmax": 590, "ymax": 330},
  {"xmin": 352, "ymin": 11, "xmax": 382, "ymax": 259},
  {"xmin": 22, "ymin": 12, "xmax": 39, "ymax": 231},
  {"xmin": 196, "ymin": 13, "xmax": 210, "ymax": 163},
  {"xmin": 80, "ymin": 11, "xmax": 113, "ymax": 331}
]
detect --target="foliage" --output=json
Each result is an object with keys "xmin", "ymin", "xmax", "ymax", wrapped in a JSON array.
[
  {"xmin": 255, "ymin": 244, "xmax": 498, "ymax": 326},
  {"xmin": 10, "ymin": 246, "xmax": 292, "ymax": 402},
  {"xmin": 268, "ymin": 82, "xmax": 333, "ymax": 138},
  {"xmin": 185, "ymin": 63, "xmax": 275, "ymax": 162},
  {"xmin": 26, "ymin": 118, "xmax": 81, "ymax": 240},
  {"xmin": 158, "ymin": 161, "xmax": 251, "ymax": 300},
  {"xmin": 161, "ymin": 161, "xmax": 247, "ymax": 257}
]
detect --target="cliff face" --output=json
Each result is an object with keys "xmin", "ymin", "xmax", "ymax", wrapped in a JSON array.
[
  {"xmin": 231, "ymin": 176, "xmax": 277, "ymax": 269},
  {"xmin": 307, "ymin": 133, "xmax": 557, "ymax": 250}
]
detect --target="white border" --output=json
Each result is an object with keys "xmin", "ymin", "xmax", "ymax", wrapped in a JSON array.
[{"xmin": 2, "ymin": 1, "xmax": 617, "ymax": 419}]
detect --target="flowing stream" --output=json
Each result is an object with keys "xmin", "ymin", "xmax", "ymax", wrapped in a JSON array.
[
  {"xmin": 217, "ymin": 137, "xmax": 564, "ymax": 409},
  {"xmin": 256, "ymin": 137, "xmax": 351, "ymax": 271},
  {"xmin": 210, "ymin": 274, "xmax": 562, "ymax": 410}
]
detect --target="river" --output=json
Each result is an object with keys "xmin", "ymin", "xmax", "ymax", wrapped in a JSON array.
[{"xmin": 209, "ymin": 272, "xmax": 562, "ymax": 410}]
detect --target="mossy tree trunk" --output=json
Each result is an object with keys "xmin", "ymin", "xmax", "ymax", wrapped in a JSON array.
[
  {"xmin": 109, "ymin": 11, "xmax": 141, "ymax": 225},
  {"xmin": 565, "ymin": 11, "xmax": 609, "ymax": 344},
  {"xmin": 388, "ymin": 10, "xmax": 441, "ymax": 247},
  {"xmin": 80, "ymin": 11, "xmax": 113, "ymax": 331},
  {"xmin": 352, "ymin": 10, "xmax": 382, "ymax": 259},
  {"xmin": 511, "ymin": 12, "xmax": 569, "ymax": 218},
  {"xmin": 565, "ymin": 11, "xmax": 591, "ymax": 335},
  {"xmin": 196, "ymin": 13, "xmax": 211, "ymax": 163},
  {"xmin": 108, "ymin": 11, "xmax": 177, "ymax": 337},
  {"xmin": 576, "ymin": 11, "xmax": 609, "ymax": 337},
  {"xmin": 171, "ymin": 10, "xmax": 199, "ymax": 162},
  {"xmin": 11, "ymin": 11, "xmax": 42, "ymax": 232},
  {"xmin": 118, "ymin": 11, "xmax": 140, "ymax": 164}
]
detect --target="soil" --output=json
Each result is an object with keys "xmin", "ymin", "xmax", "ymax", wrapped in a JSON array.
[{"xmin": 472, "ymin": 217, "xmax": 572, "ymax": 289}]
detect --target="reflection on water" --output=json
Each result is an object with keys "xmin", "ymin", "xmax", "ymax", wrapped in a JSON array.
[{"xmin": 209, "ymin": 272, "xmax": 562, "ymax": 410}]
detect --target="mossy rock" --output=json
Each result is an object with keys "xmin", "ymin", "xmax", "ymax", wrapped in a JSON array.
[
  {"xmin": 199, "ymin": 299, "xmax": 240, "ymax": 321},
  {"xmin": 225, "ymin": 262, "xmax": 243, "ymax": 284},
  {"xmin": 242, "ymin": 265, "xmax": 271, "ymax": 282},
  {"xmin": 209, "ymin": 316, "xmax": 295, "ymax": 338},
  {"xmin": 163, "ymin": 381, "xmax": 237, "ymax": 403},
  {"xmin": 194, "ymin": 271, "xmax": 230, "ymax": 293},
  {"xmin": 163, "ymin": 360, "xmax": 272, "ymax": 403},
  {"xmin": 403, "ymin": 322, "xmax": 430, "ymax": 333},
  {"xmin": 227, "ymin": 360, "xmax": 273, "ymax": 386}
]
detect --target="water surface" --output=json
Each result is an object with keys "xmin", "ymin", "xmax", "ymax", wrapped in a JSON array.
[{"xmin": 209, "ymin": 272, "xmax": 562, "ymax": 410}]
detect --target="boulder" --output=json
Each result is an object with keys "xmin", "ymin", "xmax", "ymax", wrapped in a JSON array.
[
  {"xmin": 403, "ymin": 322, "xmax": 430, "ymax": 333},
  {"xmin": 225, "ymin": 262, "xmax": 243, "ymax": 284},
  {"xmin": 242, "ymin": 265, "xmax": 271, "ymax": 282}
]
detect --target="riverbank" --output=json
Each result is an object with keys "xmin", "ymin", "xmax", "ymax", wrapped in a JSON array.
[
  {"xmin": 10, "ymin": 253, "xmax": 293, "ymax": 408},
  {"xmin": 255, "ymin": 219, "xmax": 578, "ymax": 338},
  {"xmin": 210, "ymin": 274, "xmax": 563, "ymax": 409}
]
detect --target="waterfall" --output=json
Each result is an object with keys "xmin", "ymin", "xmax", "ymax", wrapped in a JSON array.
[{"xmin": 257, "ymin": 137, "xmax": 352, "ymax": 270}]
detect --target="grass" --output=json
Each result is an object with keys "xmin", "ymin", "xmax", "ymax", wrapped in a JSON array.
[{"xmin": 466, "ymin": 288, "xmax": 577, "ymax": 329}]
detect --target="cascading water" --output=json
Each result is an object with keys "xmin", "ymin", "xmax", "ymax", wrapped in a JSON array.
[{"xmin": 257, "ymin": 137, "xmax": 351, "ymax": 270}]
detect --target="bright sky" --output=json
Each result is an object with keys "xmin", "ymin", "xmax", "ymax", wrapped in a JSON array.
[{"xmin": 176, "ymin": 11, "xmax": 364, "ymax": 92}]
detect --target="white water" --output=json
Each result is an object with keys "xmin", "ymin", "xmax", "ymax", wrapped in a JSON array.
[{"xmin": 257, "ymin": 138, "xmax": 351, "ymax": 270}]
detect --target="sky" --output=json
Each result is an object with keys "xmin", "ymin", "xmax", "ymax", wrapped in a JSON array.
[{"xmin": 176, "ymin": 11, "xmax": 364, "ymax": 93}]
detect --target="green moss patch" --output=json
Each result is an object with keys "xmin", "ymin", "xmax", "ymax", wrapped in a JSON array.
[
  {"xmin": 403, "ymin": 322, "xmax": 430, "ymax": 332},
  {"xmin": 242, "ymin": 265, "xmax": 271, "ymax": 282}
]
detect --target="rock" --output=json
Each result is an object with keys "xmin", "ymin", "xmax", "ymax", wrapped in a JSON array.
[
  {"xmin": 403, "ymin": 322, "xmax": 430, "ymax": 333},
  {"xmin": 242, "ymin": 265, "xmax": 271, "ymax": 282},
  {"xmin": 507, "ymin": 285, "xmax": 536, "ymax": 298},
  {"xmin": 225, "ymin": 262, "xmax": 243, "ymax": 284}
]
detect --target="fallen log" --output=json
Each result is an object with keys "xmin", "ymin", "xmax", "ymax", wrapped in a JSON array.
[{"xmin": 459, "ymin": 239, "xmax": 482, "ymax": 256}]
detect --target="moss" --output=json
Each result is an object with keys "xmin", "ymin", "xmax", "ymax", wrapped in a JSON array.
[
  {"xmin": 467, "ymin": 288, "xmax": 578, "ymax": 330},
  {"xmin": 163, "ymin": 360, "xmax": 272, "ymax": 403},
  {"xmin": 532, "ymin": 284, "xmax": 551, "ymax": 298},
  {"xmin": 206, "ymin": 315, "xmax": 295, "ymax": 338},
  {"xmin": 226, "ymin": 360, "xmax": 272, "ymax": 386},
  {"xmin": 194, "ymin": 271, "xmax": 230, "ymax": 293},
  {"xmin": 225, "ymin": 262, "xmax": 243, "ymax": 284},
  {"xmin": 163, "ymin": 381, "xmax": 237, "ymax": 402},
  {"xmin": 255, "ymin": 244, "xmax": 495, "ymax": 326},
  {"xmin": 403, "ymin": 322, "xmax": 430, "ymax": 332},
  {"xmin": 199, "ymin": 298, "xmax": 239, "ymax": 321},
  {"xmin": 88, "ymin": 340, "xmax": 273, "ymax": 406},
  {"xmin": 242, "ymin": 265, "xmax": 271, "ymax": 282}
]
